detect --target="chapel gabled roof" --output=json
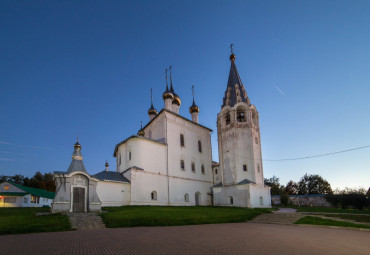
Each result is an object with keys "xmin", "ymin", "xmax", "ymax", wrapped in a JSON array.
[
  {"xmin": 93, "ymin": 171, "xmax": 130, "ymax": 183},
  {"xmin": 222, "ymin": 53, "xmax": 250, "ymax": 108}
]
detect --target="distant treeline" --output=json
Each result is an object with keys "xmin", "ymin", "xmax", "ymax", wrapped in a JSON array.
[{"xmin": 0, "ymin": 172, "xmax": 55, "ymax": 192}]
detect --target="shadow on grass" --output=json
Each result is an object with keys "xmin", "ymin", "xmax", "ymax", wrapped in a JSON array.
[
  {"xmin": 0, "ymin": 207, "xmax": 72, "ymax": 235},
  {"xmin": 101, "ymin": 206, "xmax": 273, "ymax": 228}
]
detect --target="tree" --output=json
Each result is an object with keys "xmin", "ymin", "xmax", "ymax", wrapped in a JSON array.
[
  {"xmin": 10, "ymin": 174, "xmax": 24, "ymax": 185},
  {"xmin": 285, "ymin": 180, "xmax": 299, "ymax": 195},
  {"xmin": 264, "ymin": 175, "xmax": 282, "ymax": 195},
  {"xmin": 298, "ymin": 173, "xmax": 332, "ymax": 195}
]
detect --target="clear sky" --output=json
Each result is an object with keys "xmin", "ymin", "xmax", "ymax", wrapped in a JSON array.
[{"xmin": 1, "ymin": 0, "xmax": 369, "ymax": 190}]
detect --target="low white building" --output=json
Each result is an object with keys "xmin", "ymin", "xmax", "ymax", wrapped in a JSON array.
[
  {"xmin": 52, "ymin": 50, "xmax": 271, "ymax": 213},
  {"xmin": 0, "ymin": 181, "xmax": 54, "ymax": 208}
]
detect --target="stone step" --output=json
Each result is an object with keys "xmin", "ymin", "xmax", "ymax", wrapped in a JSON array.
[{"xmin": 67, "ymin": 213, "xmax": 106, "ymax": 230}]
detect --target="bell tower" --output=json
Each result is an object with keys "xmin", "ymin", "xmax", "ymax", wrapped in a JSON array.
[{"xmin": 217, "ymin": 47, "xmax": 264, "ymax": 186}]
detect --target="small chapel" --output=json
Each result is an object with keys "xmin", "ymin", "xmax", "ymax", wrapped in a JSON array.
[{"xmin": 51, "ymin": 49, "xmax": 271, "ymax": 213}]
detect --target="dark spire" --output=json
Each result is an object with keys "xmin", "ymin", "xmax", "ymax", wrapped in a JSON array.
[
  {"xmin": 163, "ymin": 68, "xmax": 174, "ymax": 100},
  {"xmin": 138, "ymin": 121, "xmax": 145, "ymax": 136},
  {"xmin": 67, "ymin": 138, "xmax": 87, "ymax": 173},
  {"xmin": 148, "ymin": 88, "xmax": 157, "ymax": 115},
  {"xmin": 189, "ymin": 85, "xmax": 199, "ymax": 113},
  {"xmin": 169, "ymin": 65, "xmax": 174, "ymax": 93},
  {"xmin": 222, "ymin": 45, "xmax": 250, "ymax": 108}
]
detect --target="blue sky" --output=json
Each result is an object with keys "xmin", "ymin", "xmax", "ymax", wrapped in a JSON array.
[{"xmin": 1, "ymin": 0, "xmax": 369, "ymax": 190}]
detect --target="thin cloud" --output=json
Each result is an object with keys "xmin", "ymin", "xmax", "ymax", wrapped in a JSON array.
[
  {"xmin": 274, "ymin": 85, "xmax": 286, "ymax": 96},
  {"xmin": 0, "ymin": 157, "xmax": 15, "ymax": 161},
  {"xmin": 0, "ymin": 151, "xmax": 36, "ymax": 157},
  {"xmin": 0, "ymin": 141, "xmax": 53, "ymax": 150}
]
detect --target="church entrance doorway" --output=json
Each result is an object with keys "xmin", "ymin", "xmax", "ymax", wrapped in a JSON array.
[
  {"xmin": 195, "ymin": 192, "xmax": 201, "ymax": 206},
  {"xmin": 73, "ymin": 187, "xmax": 85, "ymax": 212}
]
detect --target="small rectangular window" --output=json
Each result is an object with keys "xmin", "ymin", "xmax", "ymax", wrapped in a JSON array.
[
  {"xmin": 180, "ymin": 134, "xmax": 185, "ymax": 147},
  {"xmin": 243, "ymin": 164, "xmax": 247, "ymax": 172},
  {"xmin": 129, "ymin": 151, "xmax": 132, "ymax": 160},
  {"xmin": 198, "ymin": 140, "xmax": 202, "ymax": 152},
  {"xmin": 225, "ymin": 114, "xmax": 230, "ymax": 125},
  {"xmin": 201, "ymin": 165, "xmax": 205, "ymax": 175},
  {"xmin": 191, "ymin": 162, "xmax": 195, "ymax": 172},
  {"xmin": 180, "ymin": 160, "xmax": 185, "ymax": 170},
  {"xmin": 215, "ymin": 169, "xmax": 218, "ymax": 174}
]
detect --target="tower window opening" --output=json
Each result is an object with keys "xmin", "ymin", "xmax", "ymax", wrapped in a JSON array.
[
  {"xmin": 129, "ymin": 151, "xmax": 132, "ymax": 161},
  {"xmin": 180, "ymin": 160, "xmax": 185, "ymax": 170},
  {"xmin": 201, "ymin": 164, "xmax": 205, "ymax": 175},
  {"xmin": 184, "ymin": 193, "xmax": 189, "ymax": 202},
  {"xmin": 243, "ymin": 164, "xmax": 247, "ymax": 172},
  {"xmin": 215, "ymin": 168, "xmax": 218, "ymax": 174},
  {"xmin": 225, "ymin": 114, "xmax": 230, "ymax": 125},
  {"xmin": 180, "ymin": 134, "xmax": 185, "ymax": 147},
  {"xmin": 191, "ymin": 162, "xmax": 195, "ymax": 172},
  {"xmin": 198, "ymin": 140, "xmax": 202, "ymax": 152},
  {"xmin": 237, "ymin": 111, "xmax": 246, "ymax": 122}
]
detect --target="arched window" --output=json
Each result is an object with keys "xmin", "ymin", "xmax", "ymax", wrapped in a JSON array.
[
  {"xmin": 229, "ymin": 196, "xmax": 234, "ymax": 205},
  {"xmin": 191, "ymin": 162, "xmax": 195, "ymax": 172},
  {"xmin": 225, "ymin": 114, "xmax": 230, "ymax": 125},
  {"xmin": 236, "ymin": 106, "xmax": 246, "ymax": 122},
  {"xmin": 184, "ymin": 193, "xmax": 189, "ymax": 202},
  {"xmin": 195, "ymin": 192, "xmax": 201, "ymax": 206},
  {"xmin": 151, "ymin": 191, "xmax": 157, "ymax": 201},
  {"xmin": 198, "ymin": 140, "xmax": 202, "ymax": 152},
  {"xmin": 215, "ymin": 168, "xmax": 218, "ymax": 174},
  {"xmin": 180, "ymin": 160, "xmax": 185, "ymax": 170},
  {"xmin": 259, "ymin": 196, "xmax": 263, "ymax": 206},
  {"xmin": 201, "ymin": 164, "xmax": 205, "ymax": 175}
]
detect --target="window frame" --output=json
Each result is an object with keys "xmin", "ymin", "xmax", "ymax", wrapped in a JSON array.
[{"xmin": 180, "ymin": 134, "xmax": 185, "ymax": 147}]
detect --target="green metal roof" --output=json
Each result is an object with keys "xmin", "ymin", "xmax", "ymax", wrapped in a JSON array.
[
  {"xmin": 0, "ymin": 192, "xmax": 27, "ymax": 196},
  {"xmin": 7, "ymin": 181, "xmax": 55, "ymax": 199}
]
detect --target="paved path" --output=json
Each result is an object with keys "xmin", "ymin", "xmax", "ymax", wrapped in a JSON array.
[
  {"xmin": 0, "ymin": 223, "xmax": 369, "ymax": 255},
  {"xmin": 250, "ymin": 207, "xmax": 302, "ymax": 224}
]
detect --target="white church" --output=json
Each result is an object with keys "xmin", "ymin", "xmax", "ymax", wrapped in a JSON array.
[{"xmin": 51, "ymin": 50, "xmax": 271, "ymax": 213}]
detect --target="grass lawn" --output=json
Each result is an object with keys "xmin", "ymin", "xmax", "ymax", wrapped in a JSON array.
[
  {"xmin": 101, "ymin": 206, "xmax": 273, "ymax": 228},
  {"xmin": 295, "ymin": 206, "xmax": 370, "ymax": 214},
  {"xmin": 295, "ymin": 216, "xmax": 370, "ymax": 229},
  {"xmin": 0, "ymin": 207, "xmax": 72, "ymax": 235},
  {"xmin": 323, "ymin": 214, "xmax": 370, "ymax": 223}
]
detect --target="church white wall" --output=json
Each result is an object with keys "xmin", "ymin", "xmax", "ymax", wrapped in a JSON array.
[
  {"xmin": 169, "ymin": 178, "xmax": 212, "ymax": 205},
  {"xmin": 145, "ymin": 114, "xmax": 166, "ymax": 143},
  {"xmin": 129, "ymin": 169, "xmax": 169, "ymax": 205},
  {"xmin": 116, "ymin": 138, "xmax": 167, "ymax": 175},
  {"xmin": 96, "ymin": 181, "xmax": 130, "ymax": 207},
  {"xmin": 165, "ymin": 112, "xmax": 213, "ymax": 184},
  {"xmin": 249, "ymin": 185, "xmax": 271, "ymax": 208}
]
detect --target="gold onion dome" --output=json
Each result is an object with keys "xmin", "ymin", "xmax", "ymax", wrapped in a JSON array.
[
  {"xmin": 138, "ymin": 129, "xmax": 145, "ymax": 136},
  {"xmin": 230, "ymin": 53, "xmax": 236, "ymax": 61},
  {"xmin": 105, "ymin": 161, "xmax": 109, "ymax": 167},
  {"xmin": 172, "ymin": 93, "xmax": 181, "ymax": 106},
  {"xmin": 162, "ymin": 88, "xmax": 174, "ymax": 100},
  {"xmin": 148, "ymin": 103, "xmax": 157, "ymax": 115},
  {"xmin": 74, "ymin": 139, "xmax": 81, "ymax": 149},
  {"xmin": 189, "ymin": 99, "xmax": 199, "ymax": 113}
]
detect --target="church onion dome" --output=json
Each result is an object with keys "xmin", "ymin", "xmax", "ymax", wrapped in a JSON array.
[
  {"xmin": 105, "ymin": 161, "xmax": 109, "ymax": 168},
  {"xmin": 162, "ymin": 88, "xmax": 174, "ymax": 100},
  {"xmin": 138, "ymin": 129, "xmax": 145, "ymax": 136},
  {"xmin": 148, "ymin": 103, "xmax": 157, "ymax": 115},
  {"xmin": 74, "ymin": 140, "xmax": 81, "ymax": 149},
  {"xmin": 137, "ymin": 121, "xmax": 145, "ymax": 136},
  {"xmin": 172, "ymin": 93, "xmax": 181, "ymax": 106},
  {"xmin": 189, "ymin": 99, "xmax": 199, "ymax": 113},
  {"xmin": 230, "ymin": 53, "xmax": 236, "ymax": 61}
]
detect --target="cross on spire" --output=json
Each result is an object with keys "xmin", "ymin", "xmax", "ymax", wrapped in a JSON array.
[
  {"xmin": 150, "ymin": 88, "xmax": 153, "ymax": 105},
  {"xmin": 230, "ymin": 43, "xmax": 234, "ymax": 54},
  {"xmin": 192, "ymin": 85, "xmax": 195, "ymax": 101}
]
